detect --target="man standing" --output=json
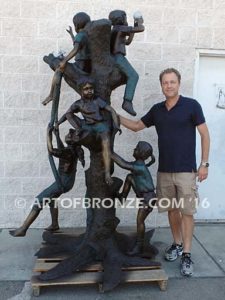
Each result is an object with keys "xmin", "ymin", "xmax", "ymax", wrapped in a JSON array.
[{"xmin": 119, "ymin": 68, "xmax": 210, "ymax": 276}]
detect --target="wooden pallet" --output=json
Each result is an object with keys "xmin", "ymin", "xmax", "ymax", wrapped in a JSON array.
[
  {"xmin": 31, "ymin": 259, "xmax": 168, "ymax": 296},
  {"xmin": 31, "ymin": 228, "xmax": 168, "ymax": 296}
]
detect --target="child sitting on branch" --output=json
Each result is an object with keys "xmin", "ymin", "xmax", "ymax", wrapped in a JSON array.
[{"xmin": 56, "ymin": 77, "xmax": 121, "ymax": 186}]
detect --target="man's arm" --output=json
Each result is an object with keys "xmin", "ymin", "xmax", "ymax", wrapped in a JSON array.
[
  {"xmin": 119, "ymin": 115, "xmax": 146, "ymax": 132},
  {"xmin": 197, "ymin": 123, "xmax": 210, "ymax": 182}
]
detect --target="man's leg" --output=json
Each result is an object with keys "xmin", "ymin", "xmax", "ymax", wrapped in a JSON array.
[
  {"xmin": 176, "ymin": 173, "xmax": 197, "ymax": 276},
  {"xmin": 163, "ymin": 209, "xmax": 183, "ymax": 261},
  {"xmin": 157, "ymin": 173, "xmax": 183, "ymax": 259},
  {"xmin": 180, "ymin": 213, "xmax": 194, "ymax": 276},
  {"xmin": 168, "ymin": 209, "xmax": 182, "ymax": 245},
  {"xmin": 181, "ymin": 214, "xmax": 194, "ymax": 253}
]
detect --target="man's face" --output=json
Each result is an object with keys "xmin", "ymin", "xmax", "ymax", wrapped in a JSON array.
[
  {"xmin": 161, "ymin": 72, "xmax": 180, "ymax": 99},
  {"xmin": 81, "ymin": 83, "xmax": 94, "ymax": 99}
]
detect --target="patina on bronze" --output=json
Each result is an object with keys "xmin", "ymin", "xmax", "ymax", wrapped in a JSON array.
[
  {"xmin": 112, "ymin": 141, "xmax": 156, "ymax": 256},
  {"xmin": 10, "ymin": 12, "xmax": 160, "ymax": 292}
]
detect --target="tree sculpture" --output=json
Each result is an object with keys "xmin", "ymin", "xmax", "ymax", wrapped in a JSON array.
[{"xmin": 11, "ymin": 11, "xmax": 160, "ymax": 292}]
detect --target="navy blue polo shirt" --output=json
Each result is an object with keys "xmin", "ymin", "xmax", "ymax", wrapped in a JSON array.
[{"xmin": 141, "ymin": 95, "xmax": 205, "ymax": 172}]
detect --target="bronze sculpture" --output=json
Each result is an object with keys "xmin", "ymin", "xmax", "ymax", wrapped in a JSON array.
[
  {"xmin": 109, "ymin": 10, "xmax": 144, "ymax": 116},
  {"xmin": 111, "ymin": 141, "xmax": 156, "ymax": 255},
  {"xmin": 42, "ymin": 12, "xmax": 91, "ymax": 106},
  {"xmin": 9, "ymin": 126, "xmax": 85, "ymax": 237},
  {"xmin": 56, "ymin": 77, "xmax": 121, "ymax": 185},
  {"xmin": 10, "ymin": 11, "xmax": 160, "ymax": 292}
]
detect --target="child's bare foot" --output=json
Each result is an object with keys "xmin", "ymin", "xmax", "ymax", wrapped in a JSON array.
[
  {"xmin": 44, "ymin": 224, "xmax": 60, "ymax": 232},
  {"xmin": 9, "ymin": 227, "xmax": 27, "ymax": 237},
  {"xmin": 42, "ymin": 96, "xmax": 53, "ymax": 106}
]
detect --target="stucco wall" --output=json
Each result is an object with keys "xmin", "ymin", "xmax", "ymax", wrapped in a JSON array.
[{"xmin": 0, "ymin": 0, "xmax": 225, "ymax": 228}]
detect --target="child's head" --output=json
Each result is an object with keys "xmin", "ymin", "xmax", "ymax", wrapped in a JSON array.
[
  {"xmin": 134, "ymin": 141, "xmax": 153, "ymax": 160},
  {"xmin": 65, "ymin": 128, "xmax": 77, "ymax": 145},
  {"xmin": 77, "ymin": 77, "xmax": 95, "ymax": 90},
  {"xmin": 73, "ymin": 12, "xmax": 91, "ymax": 32},
  {"xmin": 108, "ymin": 10, "xmax": 127, "ymax": 26},
  {"xmin": 77, "ymin": 77, "xmax": 95, "ymax": 99}
]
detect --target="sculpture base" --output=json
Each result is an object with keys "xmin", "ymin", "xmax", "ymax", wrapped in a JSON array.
[{"xmin": 31, "ymin": 227, "xmax": 168, "ymax": 296}]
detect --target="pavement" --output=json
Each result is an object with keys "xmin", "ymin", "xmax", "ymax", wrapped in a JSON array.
[{"xmin": 0, "ymin": 224, "xmax": 225, "ymax": 300}]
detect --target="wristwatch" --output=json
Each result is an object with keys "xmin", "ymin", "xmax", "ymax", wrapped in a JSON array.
[{"xmin": 201, "ymin": 162, "xmax": 209, "ymax": 167}]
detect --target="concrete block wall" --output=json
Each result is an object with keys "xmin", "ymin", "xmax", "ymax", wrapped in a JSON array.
[{"xmin": 0, "ymin": 0, "xmax": 224, "ymax": 228}]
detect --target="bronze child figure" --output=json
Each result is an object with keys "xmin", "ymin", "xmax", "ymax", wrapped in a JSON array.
[
  {"xmin": 42, "ymin": 12, "xmax": 91, "ymax": 106},
  {"xmin": 9, "ymin": 126, "xmax": 85, "ymax": 237},
  {"xmin": 56, "ymin": 77, "xmax": 121, "ymax": 185},
  {"xmin": 111, "ymin": 141, "xmax": 156, "ymax": 255},
  {"xmin": 109, "ymin": 10, "xmax": 144, "ymax": 116}
]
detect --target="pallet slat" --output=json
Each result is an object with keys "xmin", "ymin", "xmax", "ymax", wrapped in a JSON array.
[
  {"xmin": 33, "ymin": 261, "xmax": 161, "ymax": 272},
  {"xmin": 32, "ymin": 269, "xmax": 167, "ymax": 286}
]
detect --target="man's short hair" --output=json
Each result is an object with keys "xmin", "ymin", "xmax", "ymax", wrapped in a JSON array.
[{"xmin": 159, "ymin": 68, "xmax": 181, "ymax": 84}]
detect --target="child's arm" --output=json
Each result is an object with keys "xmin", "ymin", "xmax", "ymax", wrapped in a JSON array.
[
  {"xmin": 56, "ymin": 102, "xmax": 80, "ymax": 130},
  {"xmin": 118, "ymin": 24, "xmax": 144, "ymax": 35},
  {"xmin": 125, "ymin": 33, "xmax": 135, "ymax": 45},
  {"xmin": 130, "ymin": 24, "xmax": 144, "ymax": 33},
  {"xmin": 66, "ymin": 26, "xmax": 75, "ymax": 43},
  {"xmin": 54, "ymin": 128, "xmax": 64, "ymax": 150},
  {"xmin": 111, "ymin": 152, "xmax": 134, "ymax": 171},
  {"xmin": 58, "ymin": 42, "xmax": 80, "ymax": 72},
  {"xmin": 47, "ymin": 124, "xmax": 54, "ymax": 154},
  {"xmin": 76, "ymin": 146, "xmax": 85, "ymax": 167},
  {"xmin": 47, "ymin": 124, "xmax": 63, "ymax": 154},
  {"xmin": 132, "ymin": 13, "xmax": 145, "ymax": 33},
  {"xmin": 105, "ymin": 105, "xmax": 122, "ymax": 134},
  {"xmin": 56, "ymin": 113, "xmax": 67, "ymax": 128},
  {"xmin": 47, "ymin": 124, "xmax": 67, "ymax": 159},
  {"xmin": 146, "ymin": 154, "xmax": 155, "ymax": 167}
]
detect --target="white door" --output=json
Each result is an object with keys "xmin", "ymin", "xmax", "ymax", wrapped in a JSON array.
[{"xmin": 195, "ymin": 54, "xmax": 225, "ymax": 220}]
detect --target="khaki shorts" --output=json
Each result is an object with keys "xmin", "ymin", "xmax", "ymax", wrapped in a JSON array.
[{"xmin": 156, "ymin": 172, "xmax": 199, "ymax": 215}]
